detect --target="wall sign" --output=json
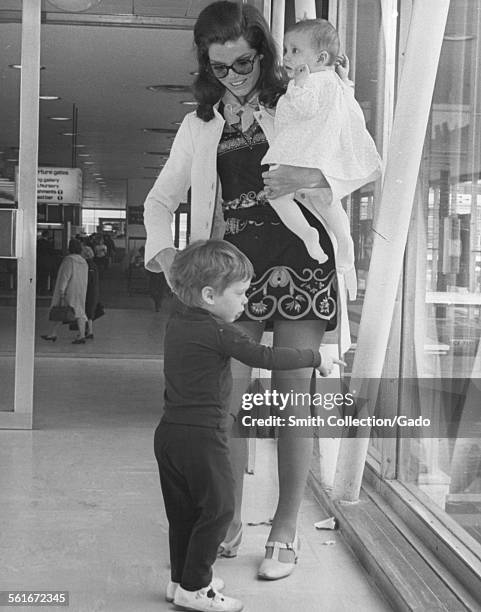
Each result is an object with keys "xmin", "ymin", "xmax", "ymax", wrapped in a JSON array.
[
  {"xmin": 15, "ymin": 166, "xmax": 83, "ymax": 204},
  {"xmin": 127, "ymin": 206, "xmax": 144, "ymax": 225}
]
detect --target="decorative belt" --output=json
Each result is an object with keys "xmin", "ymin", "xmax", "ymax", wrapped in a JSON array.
[{"xmin": 222, "ymin": 189, "xmax": 269, "ymax": 211}]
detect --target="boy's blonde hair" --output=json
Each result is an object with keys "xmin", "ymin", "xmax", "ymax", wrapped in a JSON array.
[
  {"xmin": 170, "ymin": 239, "xmax": 254, "ymax": 307},
  {"xmin": 287, "ymin": 18, "xmax": 340, "ymax": 65}
]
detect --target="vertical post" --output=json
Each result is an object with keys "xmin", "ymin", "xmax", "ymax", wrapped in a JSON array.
[
  {"xmin": 14, "ymin": 0, "xmax": 41, "ymax": 427},
  {"xmin": 327, "ymin": 0, "xmax": 337, "ymax": 26},
  {"xmin": 271, "ymin": 0, "xmax": 285, "ymax": 54},
  {"xmin": 294, "ymin": 0, "xmax": 316, "ymax": 21},
  {"xmin": 261, "ymin": 0, "xmax": 271, "ymax": 28},
  {"xmin": 332, "ymin": 0, "xmax": 450, "ymax": 502},
  {"xmin": 71, "ymin": 103, "xmax": 78, "ymax": 168}
]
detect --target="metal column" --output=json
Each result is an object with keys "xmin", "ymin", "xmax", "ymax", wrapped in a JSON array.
[{"xmin": 11, "ymin": 0, "xmax": 41, "ymax": 429}]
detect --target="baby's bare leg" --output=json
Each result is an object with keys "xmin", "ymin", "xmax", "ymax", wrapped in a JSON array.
[{"xmin": 269, "ymin": 193, "xmax": 327, "ymax": 263}]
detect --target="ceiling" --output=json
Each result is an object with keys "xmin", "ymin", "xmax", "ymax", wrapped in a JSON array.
[{"xmin": 0, "ymin": 0, "xmax": 219, "ymax": 210}]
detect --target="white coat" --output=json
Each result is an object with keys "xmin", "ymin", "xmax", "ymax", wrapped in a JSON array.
[{"xmin": 50, "ymin": 254, "xmax": 88, "ymax": 320}]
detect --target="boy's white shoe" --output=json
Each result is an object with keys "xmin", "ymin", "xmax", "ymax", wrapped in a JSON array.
[
  {"xmin": 173, "ymin": 585, "xmax": 243, "ymax": 612},
  {"xmin": 166, "ymin": 576, "xmax": 225, "ymax": 603}
]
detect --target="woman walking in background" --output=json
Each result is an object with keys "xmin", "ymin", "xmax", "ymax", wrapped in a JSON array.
[
  {"xmin": 41, "ymin": 238, "xmax": 88, "ymax": 345},
  {"xmin": 81, "ymin": 244, "xmax": 100, "ymax": 339}
]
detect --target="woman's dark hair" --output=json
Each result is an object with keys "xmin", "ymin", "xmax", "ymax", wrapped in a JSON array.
[
  {"xmin": 193, "ymin": 1, "xmax": 286, "ymax": 121},
  {"xmin": 68, "ymin": 238, "xmax": 83, "ymax": 255}
]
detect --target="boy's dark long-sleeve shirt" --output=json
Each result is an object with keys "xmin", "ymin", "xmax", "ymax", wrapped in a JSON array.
[{"xmin": 162, "ymin": 301, "xmax": 321, "ymax": 429}]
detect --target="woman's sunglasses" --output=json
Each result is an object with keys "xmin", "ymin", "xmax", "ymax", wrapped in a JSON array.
[{"xmin": 209, "ymin": 54, "xmax": 258, "ymax": 79}]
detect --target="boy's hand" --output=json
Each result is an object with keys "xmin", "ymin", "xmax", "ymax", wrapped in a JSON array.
[
  {"xmin": 294, "ymin": 63, "xmax": 310, "ymax": 86},
  {"xmin": 317, "ymin": 350, "xmax": 347, "ymax": 377},
  {"xmin": 335, "ymin": 54, "xmax": 350, "ymax": 82}
]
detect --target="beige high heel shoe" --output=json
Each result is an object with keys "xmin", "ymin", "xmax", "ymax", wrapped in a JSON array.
[{"xmin": 257, "ymin": 533, "xmax": 300, "ymax": 580}]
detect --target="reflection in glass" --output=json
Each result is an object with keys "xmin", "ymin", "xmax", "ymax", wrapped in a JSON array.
[
  {"xmin": 341, "ymin": 0, "xmax": 386, "ymax": 378},
  {"xmin": 400, "ymin": 0, "xmax": 481, "ymax": 547},
  {"xmin": 341, "ymin": 0, "xmax": 388, "ymax": 468}
]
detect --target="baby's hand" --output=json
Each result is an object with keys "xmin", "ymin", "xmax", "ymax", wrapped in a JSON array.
[
  {"xmin": 317, "ymin": 349, "xmax": 347, "ymax": 377},
  {"xmin": 294, "ymin": 63, "xmax": 310, "ymax": 86},
  {"xmin": 335, "ymin": 54, "xmax": 350, "ymax": 82}
]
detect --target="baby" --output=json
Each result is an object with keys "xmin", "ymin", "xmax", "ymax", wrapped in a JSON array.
[{"xmin": 262, "ymin": 19, "xmax": 381, "ymax": 265}]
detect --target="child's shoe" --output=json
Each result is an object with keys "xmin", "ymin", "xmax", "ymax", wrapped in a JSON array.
[
  {"xmin": 173, "ymin": 585, "xmax": 243, "ymax": 611},
  {"xmin": 166, "ymin": 576, "xmax": 225, "ymax": 602}
]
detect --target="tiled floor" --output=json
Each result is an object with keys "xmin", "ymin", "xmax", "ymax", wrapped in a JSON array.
[
  {"xmin": 1, "ymin": 263, "xmax": 391, "ymax": 611},
  {"xmin": 0, "ymin": 355, "xmax": 391, "ymax": 611}
]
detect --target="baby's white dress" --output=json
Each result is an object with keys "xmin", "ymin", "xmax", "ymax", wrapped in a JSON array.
[
  {"xmin": 263, "ymin": 69, "xmax": 379, "ymax": 183},
  {"xmin": 262, "ymin": 69, "xmax": 381, "ymax": 284}
]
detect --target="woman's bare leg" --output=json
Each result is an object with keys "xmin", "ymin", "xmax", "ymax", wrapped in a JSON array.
[
  {"xmin": 266, "ymin": 318, "xmax": 327, "ymax": 562},
  {"xmin": 224, "ymin": 320, "xmax": 265, "ymax": 543},
  {"xmin": 75, "ymin": 316, "xmax": 87, "ymax": 339}
]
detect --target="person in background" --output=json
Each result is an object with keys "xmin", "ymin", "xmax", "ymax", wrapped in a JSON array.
[
  {"xmin": 130, "ymin": 245, "xmax": 145, "ymax": 268},
  {"xmin": 93, "ymin": 235, "xmax": 108, "ymax": 275},
  {"xmin": 148, "ymin": 270, "xmax": 169, "ymax": 312},
  {"xmin": 81, "ymin": 245, "xmax": 100, "ymax": 339},
  {"xmin": 36, "ymin": 230, "xmax": 57, "ymax": 294},
  {"xmin": 41, "ymin": 238, "xmax": 88, "ymax": 344},
  {"xmin": 103, "ymin": 233, "xmax": 117, "ymax": 265}
]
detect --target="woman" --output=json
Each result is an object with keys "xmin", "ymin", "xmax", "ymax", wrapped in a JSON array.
[
  {"xmin": 81, "ymin": 245, "xmax": 100, "ymax": 339},
  {"xmin": 41, "ymin": 238, "xmax": 88, "ymax": 344},
  {"xmin": 144, "ymin": 1, "xmax": 379, "ymax": 580}
]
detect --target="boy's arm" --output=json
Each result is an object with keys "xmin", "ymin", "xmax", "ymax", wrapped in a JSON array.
[{"xmin": 218, "ymin": 324, "xmax": 321, "ymax": 370}]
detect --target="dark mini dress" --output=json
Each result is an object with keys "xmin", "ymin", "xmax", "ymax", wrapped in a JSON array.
[{"xmin": 217, "ymin": 105, "xmax": 338, "ymax": 330}]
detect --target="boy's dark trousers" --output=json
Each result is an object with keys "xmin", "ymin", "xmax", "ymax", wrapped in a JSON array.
[{"xmin": 154, "ymin": 421, "xmax": 235, "ymax": 591}]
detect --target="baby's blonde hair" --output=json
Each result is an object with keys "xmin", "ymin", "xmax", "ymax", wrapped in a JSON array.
[
  {"xmin": 170, "ymin": 239, "xmax": 254, "ymax": 307},
  {"xmin": 287, "ymin": 18, "xmax": 340, "ymax": 65}
]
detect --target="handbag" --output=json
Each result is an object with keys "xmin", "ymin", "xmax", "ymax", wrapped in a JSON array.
[
  {"xmin": 49, "ymin": 304, "xmax": 76, "ymax": 323},
  {"xmin": 68, "ymin": 302, "xmax": 105, "ymax": 330}
]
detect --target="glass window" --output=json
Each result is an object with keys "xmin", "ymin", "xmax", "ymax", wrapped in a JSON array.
[
  {"xmin": 0, "ymin": 18, "xmax": 20, "ymax": 413},
  {"xmin": 81, "ymin": 208, "xmax": 126, "ymax": 235},
  {"xmin": 399, "ymin": 0, "xmax": 481, "ymax": 549},
  {"xmin": 338, "ymin": 0, "xmax": 392, "ymax": 470},
  {"xmin": 342, "ymin": 0, "xmax": 389, "ymax": 291}
]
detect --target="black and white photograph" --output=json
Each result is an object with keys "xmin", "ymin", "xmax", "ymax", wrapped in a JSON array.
[{"xmin": 1, "ymin": 0, "xmax": 480, "ymax": 610}]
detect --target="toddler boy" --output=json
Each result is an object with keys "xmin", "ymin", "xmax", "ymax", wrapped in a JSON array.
[{"xmin": 155, "ymin": 239, "xmax": 343, "ymax": 612}]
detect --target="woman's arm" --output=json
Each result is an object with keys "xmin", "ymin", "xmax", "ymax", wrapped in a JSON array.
[
  {"xmin": 262, "ymin": 165, "xmax": 329, "ymax": 199},
  {"xmin": 143, "ymin": 116, "xmax": 194, "ymax": 272}
]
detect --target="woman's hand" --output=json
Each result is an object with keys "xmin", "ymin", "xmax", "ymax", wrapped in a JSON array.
[
  {"xmin": 262, "ymin": 165, "xmax": 328, "ymax": 199},
  {"xmin": 156, "ymin": 247, "xmax": 177, "ymax": 288},
  {"xmin": 335, "ymin": 54, "xmax": 350, "ymax": 82}
]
